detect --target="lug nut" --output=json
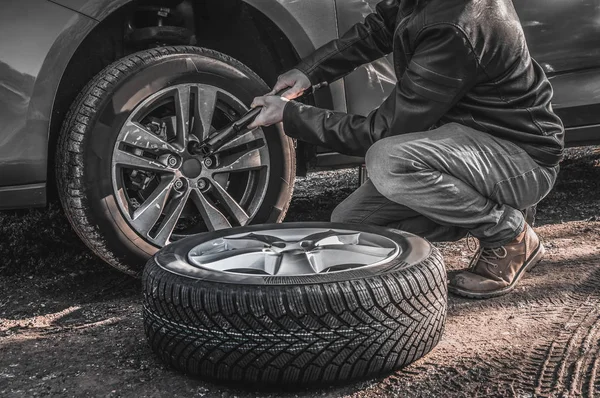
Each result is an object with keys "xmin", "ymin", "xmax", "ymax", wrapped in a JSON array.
[
  {"xmin": 167, "ymin": 155, "xmax": 178, "ymax": 167},
  {"xmin": 197, "ymin": 178, "xmax": 208, "ymax": 190},
  {"xmin": 174, "ymin": 179, "xmax": 185, "ymax": 190},
  {"xmin": 203, "ymin": 157, "xmax": 214, "ymax": 168}
]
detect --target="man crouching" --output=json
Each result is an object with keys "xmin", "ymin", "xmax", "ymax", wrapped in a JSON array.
[{"xmin": 248, "ymin": 0, "xmax": 564, "ymax": 299}]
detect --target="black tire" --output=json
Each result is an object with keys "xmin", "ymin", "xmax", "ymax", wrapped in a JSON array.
[
  {"xmin": 56, "ymin": 46, "xmax": 295, "ymax": 275},
  {"xmin": 142, "ymin": 222, "xmax": 447, "ymax": 386}
]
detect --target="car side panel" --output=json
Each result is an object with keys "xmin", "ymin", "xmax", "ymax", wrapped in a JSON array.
[
  {"xmin": 335, "ymin": 0, "xmax": 396, "ymax": 117},
  {"xmin": 49, "ymin": 0, "xmax": 129, "ymax": 21},
  {"xmin": 53, "ymin": 0, "xmax": 337, "ymax": 57},
  {"xmin": 0, "ymin": 0, "xmax": 96, "ymax": 193},
  {"xmin": 52, "ymin": 0, "xmax": 348, "ymax": 111},
  {"xmin": 243, "ymin": 0, "xmax": 347, "ymax": 112},
  {"xmin": 310, "ymin": 0, "xmax": 395, "ymax": 166},
  {"xmin": 513, "ymin": 0, "xmax": 600, "ymax": 140},
  {"xmin": 549, "ymin": 71, "xmax": 600, "ymax": 145},
  {"xmin": 513, "ymin": 0, "xmax": 600, "ymax": 75},
  {"xmin": 335, "ymin": 0, "xmax": 600, "ymax": 145}
]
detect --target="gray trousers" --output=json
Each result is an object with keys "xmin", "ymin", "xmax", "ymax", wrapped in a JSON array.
[{"xmin": 331, "ymin": 123, "xmax": 559, "ymax": 247}]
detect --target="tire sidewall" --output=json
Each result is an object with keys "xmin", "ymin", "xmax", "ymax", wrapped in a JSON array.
[{"xmin": 79, "ymin": 49, "xmax": 294, "ymax": 269}]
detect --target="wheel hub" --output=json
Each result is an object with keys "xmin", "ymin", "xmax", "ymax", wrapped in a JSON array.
[{"xmin": 181, "ymin": 158, "xmax": 202, "ymax": 179}]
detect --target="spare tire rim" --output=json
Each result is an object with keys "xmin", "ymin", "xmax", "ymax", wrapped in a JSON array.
[
  {"xmin": 111, "ymin": 83, "xmax": 270, "ymax": 247},
  {"xmin": 188, "ymin": 227, "xmax": 400, "ymax": 275}
]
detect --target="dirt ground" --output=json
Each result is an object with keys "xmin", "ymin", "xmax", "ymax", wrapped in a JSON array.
[{"xmin": 1, "ymin": 147, "xmax": 599, "ymax": 397}]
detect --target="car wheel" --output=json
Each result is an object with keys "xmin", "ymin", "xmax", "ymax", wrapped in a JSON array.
[
  {"xmin": 142, "ymin": 222, "xmax": 447, "ymax": 385},
  {"xmin": 56, "ymin": 46, "xmax": 295, "ymax": 275}
]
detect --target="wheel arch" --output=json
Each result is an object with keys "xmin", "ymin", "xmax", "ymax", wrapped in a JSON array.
[{"xmin": 45, "ymin": 0, "xmax": 336, "ymax": 198}]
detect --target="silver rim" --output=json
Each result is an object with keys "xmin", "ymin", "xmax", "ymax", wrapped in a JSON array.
[
  {"xmin": 188, "ymin": 227, "xmax": 400, "ymax": 276},
  {"xmin": 111, "ymin": 83, "xmax": 270, "ymax": 247}
]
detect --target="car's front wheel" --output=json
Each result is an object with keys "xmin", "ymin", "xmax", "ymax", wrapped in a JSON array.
[{"xmin": 56, "ymin": 46, "xmax": 295, "ymax": 275}]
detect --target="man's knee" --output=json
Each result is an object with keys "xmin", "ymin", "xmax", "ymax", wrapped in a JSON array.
[
  {"xmin": 330, "ymin": 204, "xmax": 347, "ymax": 223},
  {"xmin": 366, "ymin": 137, "xmax": 417, "ymax": 198},
  {"xmin": 365, "ymin": 138, "xmax": 391, "ymax": 190},
  {"xmin": 330, "ymin": 201, "xmax": 360, "ymax": 224}
]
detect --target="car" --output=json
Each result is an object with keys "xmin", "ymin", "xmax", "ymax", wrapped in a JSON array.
[{"xmin": 1, "ymin": 0, "xmax": 598, "ymax": 274}]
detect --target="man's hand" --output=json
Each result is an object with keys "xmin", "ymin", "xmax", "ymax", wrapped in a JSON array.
[
  {"xmin": 247, "ymin": 69, "xmax": 310, "ymax": 129},
  {"xmin": 268, "ymin": 69, "xmax": 311, "ymax": 99},
  {"xmin": 247, "ymin": 95, "xmax": 289, "ymax": 129}
]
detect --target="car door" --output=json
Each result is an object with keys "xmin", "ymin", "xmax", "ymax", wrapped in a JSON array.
[
  {"xmin": 513, "ymin": 0, "xmax": 600, "ymax": 145},
  {"xmin": 337, "ymin": 0, "xmax": 600, "ymax": 147},
  {"xmin": 311, "ymin": 0, "xmax": 395, "ymax": 168},
  {"xmin": 335, "ymin": 0, "xmax": 397, "ymax": 119}
]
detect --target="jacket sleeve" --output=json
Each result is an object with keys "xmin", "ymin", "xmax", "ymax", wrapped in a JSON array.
[
  {"xmin": 282, "ymin": 24, "xmax": 480, "ymax": 157},
  {"xmin": 295, "ymin": 0, "xmax": 399, "ymax": 86}
]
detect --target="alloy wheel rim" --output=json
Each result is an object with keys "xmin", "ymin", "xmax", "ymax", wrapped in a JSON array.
[
  {"xmin": 188, "ymin": 227, "xmax": 400, "ymax": 276},
  {"xmin": 111, "ymin": 83, "xmax": 270, "ymax": 247}
]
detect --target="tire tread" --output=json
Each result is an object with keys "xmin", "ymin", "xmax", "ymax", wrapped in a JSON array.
[{"xmin": 142, "ymin": 246, "xmax": 446, "ymax": 385}]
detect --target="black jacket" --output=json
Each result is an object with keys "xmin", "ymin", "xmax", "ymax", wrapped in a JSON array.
[{"xmin": 282, "ymin": 0, "xmax": 565, "ymax": 167}]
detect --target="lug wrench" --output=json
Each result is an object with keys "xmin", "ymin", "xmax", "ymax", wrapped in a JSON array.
[{"xmin": 189, "ymin": 85, "xmax": 324, "ymax": 157}]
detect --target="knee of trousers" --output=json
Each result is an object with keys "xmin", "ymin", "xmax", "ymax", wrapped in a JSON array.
[
  {"xmin": 365, "ymin": 138, "xmax": 415, "ymax": 199},
  {"xmin": 330, "ymin": 201, "xmax": 361, "ymax": 224}
]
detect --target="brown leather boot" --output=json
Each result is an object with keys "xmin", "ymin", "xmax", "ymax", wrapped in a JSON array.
[{"xmin": 448, "ymin": 224, "xmax": 545, "ymax": 299}]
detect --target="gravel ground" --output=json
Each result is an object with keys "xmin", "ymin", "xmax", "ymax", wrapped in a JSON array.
[{"xmin": 1, "ymin": 147, "xmax": 599, "ymax": 397}]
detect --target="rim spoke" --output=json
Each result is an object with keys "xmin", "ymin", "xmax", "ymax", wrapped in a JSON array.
[
  {"xmin": 190, "ymin": 248, "xmax": 268, "ymax": 269},
  {"xmin": 190, "ymin": 188, "xmax": 232, "ymax": 231},
  {"xmin": 120, "ymin": 121, "xmax": 178, "ymax": 152},
  {"xmin": 151, "ymin": 189, "xmax": 191, "ymax": 246},
  {"xmin": 130, "ymin": 175, "xmax": 176, "ymax": 233},
  {"xmin": 193, "ymin": 86, "xmax": 218, "ymax": 140},
  {"xmin": 316, "ymin": 244, "xmax": 395, "ymax": 257},
  {"xmin": 189, "ymin": 239, "xmax": 282, "ymax": 275},
  {"xmin": 277, "ymin": 252, "xmax": 320, "ymax": 275},
  {"xmin": 226, "ymin": 233, "xmax": 286, "ymax": 247},
  {"xmin": 215, "ymin": 129, "xmax": 264, "ymax": 153},
  {"xmin": 264, "ymin": 254, "xmax": 283, "ymax": 275},
  {"xmin": 213, "ymin": 148, "xmax": 266, "ymax": 174},
  {"xmin": 304, "ymin": 231, "xmax": 361, "ymax": 246},
  {"xmin": 306, "ymin": 247, "xmax": 388, "ymax": 273},
  {"xmin": 210, "ymin": 181, "xmax": 250, "ymax": 226},
  {"xmin": 113, "ymin": 148, "xmax": 173, "ymax": 173},
  {"xmin": 175, "ymin": 86, "xmax": 191, "ymax": 149},
  {"xmin": 201, "ymin": 238, "xmax": 269, "ymax": 254},
  {"xmin": 198, "ymin": 251, "xmax": 281, "ymax": 275}
]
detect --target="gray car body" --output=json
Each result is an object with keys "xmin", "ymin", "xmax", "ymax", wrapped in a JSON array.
[{"xmin": 1, "ymin": 0, "xmax": 599, "ymax": 209}]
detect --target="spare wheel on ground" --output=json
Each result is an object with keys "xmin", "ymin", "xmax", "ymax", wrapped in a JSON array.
[{"xmin": 142, "ymin": 222, "xmax": 447, "ymax": 385}]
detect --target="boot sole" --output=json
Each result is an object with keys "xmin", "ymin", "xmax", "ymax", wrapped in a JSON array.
[{"xmin": 449, "ymin": 242, "xmax": 546, "ymax": 299}]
